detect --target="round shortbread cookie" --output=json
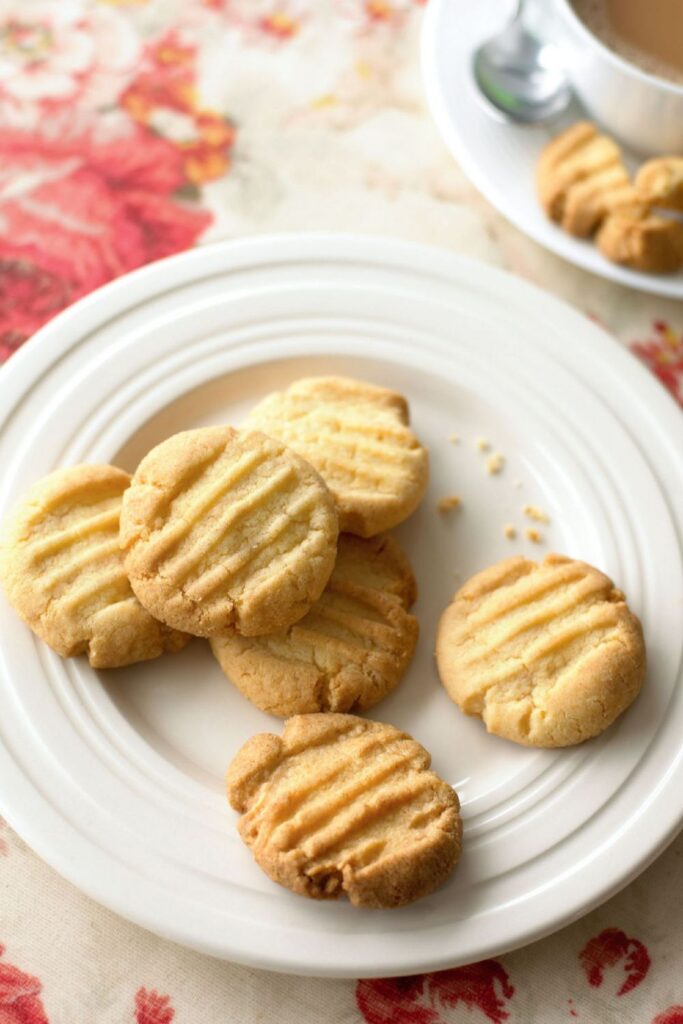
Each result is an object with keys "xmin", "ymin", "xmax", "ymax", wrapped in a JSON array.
[
  {"xmin": 0, "ymin": 464, "xmax": 188, "ymax": 669},
  {"xmin": 246, "ymin": 376, "xmax": 429, "ymax": 538},
  {"xmin": 227, "ymin": 713, "xmax": 462, "ymax": 908},
  {"xmin": 436, "ymin": 553, "xmax": 646, "ymax": 748},
  {"xmin": 211, "ymin": 533, "xmax": 419, "ymax": 716},
  {"xmin": 120, "ymin": 426, "xmax": 339, "ymax": 638}
]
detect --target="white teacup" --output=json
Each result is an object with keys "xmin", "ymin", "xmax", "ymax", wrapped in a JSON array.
[{"xmin": 547, "ymin": 0, "xmax": 683, "ymax": 155}]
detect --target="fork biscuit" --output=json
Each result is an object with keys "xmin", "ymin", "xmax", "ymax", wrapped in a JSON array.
[
  {"xmin": 597, "ymin": 207, "xmax": 683, "ymax": 273},
  {"xmin": 211, "ymin": 533, "xmax": 418, "ymax": 716},
  {"xmin": 537, "ymin": 121, "xmax": 637, "ymax": 237},
  {"xmin": 635, "ymin": 156, "xmax": 683, "ymax": 210},
  {"xmin": 227, "ymin": 713, "xmax": 462, "ymax": 908},
  {"xmin": 0, "ymin": 464, "xmax": 188, "ymax": 668},
  {"xmin": 436, "ymin": 554, "xmax": 645, "ymax": 747},
  {"xmin": 246, "ymin": 377, "xmax": 429, "ymax": 537},
  {"xmin": 120, "ymin": 426, "xmax": 339, "ymax": 637}
]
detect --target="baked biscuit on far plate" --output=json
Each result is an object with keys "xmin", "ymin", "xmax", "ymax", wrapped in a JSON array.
[
  {"xmin": 211, "ymin": 533, "xmax": 418, "ymax": 716},
  {"xmin": 120, "ymin": 426, "xmax": 339, "ymax": 638},
  {"xmin": 436, "ymin": 554, "xmax": 645, "ymax": 748},
  {"xmin": 597, "ymin": 208, "xmax": 683, "ymax": 273},
  {"xmin": 0, "ymin": 464, "xmax": 187, "ymax": 668},
  {"xmin": 246, "ymin": 376, "xmax": 429, "ymax": 538},
  {"xmin": 227, "ymin": 713, "xmax": 462, "ymax": 908},
  {"xmin": 635, "ymin": 156, "xmax": 683, "ymax": 210},
  {"xmin": 537, "ymin": 121, "xmax": 636, "ymax": 237}
]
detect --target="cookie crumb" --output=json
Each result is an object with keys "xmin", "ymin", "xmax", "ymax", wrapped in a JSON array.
[
  {"xmin": 503, "ymin": 524, "xmax": 517, "ymax": 540},
  {"xmin": 523, "ymin": 504, "xmax": 550, "ymax": 523},
  {"xmin": 486, "ymin": 453, "xmax": 504, "ymax": 475},
  {"xmin": 437, "ymin": 495, "xmax": 462, "ymax": 513},
  {"xmin": 448, "ymin": 433, "xmax": 460, "ymax": 444},
  {"xmin": 525, "ymin": 527, "xmax": 542, "ymax": 543},
  {"xmin": 475, "ymin": 437, "xmax": 490, "ymax": 451}
]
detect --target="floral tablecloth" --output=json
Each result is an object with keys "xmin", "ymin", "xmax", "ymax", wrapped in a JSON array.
[{"xmin": 1, "ymin": 1, "xmax": 683, "ymax": 1022}]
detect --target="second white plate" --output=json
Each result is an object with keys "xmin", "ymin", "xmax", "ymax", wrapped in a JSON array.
[
  {"xmin": 421, "ymin": 0, "xmax": 683, "ymax": 299},
  {"xmin": 0, "ymin": 235, "xmax": 682, "ymax": 977}
]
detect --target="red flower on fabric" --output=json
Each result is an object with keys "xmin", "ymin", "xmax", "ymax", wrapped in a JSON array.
[
  {"xmin": 121, "ymin": 31, "xmax": 236, "ymax": 186},
  {"xmin": 357, "ymin": 961, "xmax": 515, "ymax": 1024},
  {"xmin": 134, "ymin": 987, "xmax": 175, "ymax": 1024},
  {"xmin": 579, "ymin": 928, "xmax": 651, "ymax": 996},
  {"xmin": 653, "ymin": 1008, "xmax": 683, "ymax": 1024},
  {"xmin": 365, "ymin": 0, "xmax": 396, "ymax": 22},
  {"xmin": 0, "ymin": 945, "xmax": 49, "ymax": 1024},
  {"xmin": 201, "ymin": 1, "xmax": 307, "ymax": 44},
  {"xmin": 0, "ymin": 120, "xmax": 211, "ymax": 360},
  {"xmin": 631, "ymin": 319, "xmax": 683, "ymax": 407},
  {"xmin": 258, "ymin": 11, "xmax": 301, "ymax": 39}
]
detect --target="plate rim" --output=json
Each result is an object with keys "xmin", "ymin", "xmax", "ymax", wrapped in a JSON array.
[
  {"xmin": 1, "ymin": 233, "xmax": 683, "ymax": 977},
  {"xmin": 420, "ymin": 0, "xmax": 683, "ymax": 301}
]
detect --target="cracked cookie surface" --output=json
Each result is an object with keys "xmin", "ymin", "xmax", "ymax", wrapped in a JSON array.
[
  {"xmin": 211, "ymin": 533, "xmax": 418, "ymax": 716},
  {"xmin": 119, "ymin": 426, "xmax": 339, "ymax": 637},
  {"xmin": 436, "ymin": 554, "xmax": 645, "ymax": 747},
  {"xmin": 0, "ymin": 464, "xmax": 188, "ymax": 668},
  {"xmin": 227, "ymin": 713, "xmax": 462, "ymax": 908},
  {"xmin": 246, "ymin": 376, "xmax": 429, "ymax": 538}
]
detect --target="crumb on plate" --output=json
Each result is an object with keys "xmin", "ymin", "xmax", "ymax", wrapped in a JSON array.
[
  {"xmin": 437, "ymin": 495, "xmax": 462, "ymax": 513},
  {"xmin": 503, "ymin": 524, "xmax": 517, "ymax": 540},
  {"xmin": 525, "ymin": 527, "xmax": 542, "ymax": 543},
  {"xmin": 486, "ymin": 453, "xmax": 504, "ymax": 475},
  {"xmin": 523, "ymin": 504, "xmax": 550, "ymax": 523},
  {"xmin": 475, "ymin": 437, "xmax": 491, "ymax": 452},
  {"xmin": 448, "ymin": 433, "xmax": 460, "ymax": 444}
]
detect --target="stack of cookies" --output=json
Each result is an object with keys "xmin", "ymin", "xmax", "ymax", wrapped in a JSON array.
[
  {"xmin": 0, "ymin": 375, "xmax": 646, "ymax": 910},
  {"xmin": 537, "ymin": 121, "xmax": 683, "ymax": 274}
]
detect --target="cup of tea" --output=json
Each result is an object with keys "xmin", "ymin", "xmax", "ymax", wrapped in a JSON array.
[{"xmin": 548, "ymin": 0, "xmax": 683, "ymax": 155}]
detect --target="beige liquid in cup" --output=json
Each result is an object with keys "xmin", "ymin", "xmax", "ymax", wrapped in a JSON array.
[{"xmin": 571, "ymin": 0, "xmax": 683, "ymax": 84}]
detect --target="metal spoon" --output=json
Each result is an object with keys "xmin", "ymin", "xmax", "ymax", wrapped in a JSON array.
[{"xmin": 472, "ymin": 0, "xmax": 572, "ymax": 123}]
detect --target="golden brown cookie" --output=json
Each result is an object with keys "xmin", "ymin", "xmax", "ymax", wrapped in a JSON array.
[
  {"xmin": 537, "ymin": 121, "xmax": 636, "ymax": 237},
  {"xmin": 635, "ymin": 157, "xmax": 683, "ymax": 210},
  {"xmin": 246, "ymin": 376, "xmax": 429, "ymax": 538},
  {"xmin": 0, "ymin": 464, "xmax": 187, "ymax": 668},
  {"xmin": 120, "ymin": 426, "xmax": 339, "ymax": 638},
  {"xmin": 597, "ymin": 208, "xmax": 683, "ymax": 273},
  {"xmin": 227, "ymin": 713, "xmax": 462, "ymax": 908},
  {"xmin": 211, "ymin": 533, "xmax": 418, "ymax": 716},
  {"xmin": 436, "ymin": 554, "xmax": 645, "ymax": 748}
]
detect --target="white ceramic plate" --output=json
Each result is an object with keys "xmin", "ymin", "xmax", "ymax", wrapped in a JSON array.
[
  {"xmin": 1, "ymin": 235, "xmax": 682, "ymax": 978},
  {"xmin": 421, "ymin": 0, "xmax": 683, "ymax": 299}
]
